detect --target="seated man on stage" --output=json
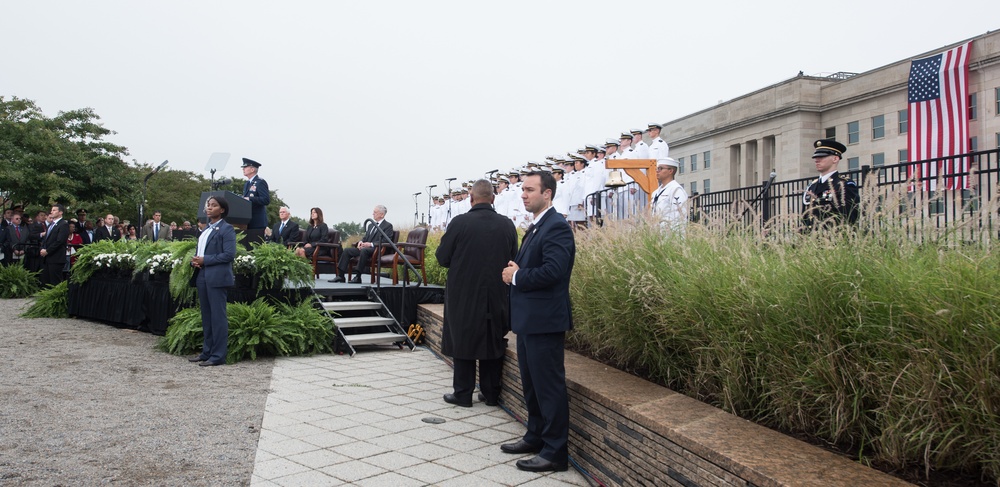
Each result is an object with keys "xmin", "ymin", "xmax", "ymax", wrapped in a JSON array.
[{"xmin": 329, "ymin": 205, "xmax": 393, "ymax": 284}]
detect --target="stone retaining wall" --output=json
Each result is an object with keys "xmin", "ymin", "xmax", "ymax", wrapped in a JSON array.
[{"xmin": 416, "ymin": 303, "xmax": 910, "ymax": 486}]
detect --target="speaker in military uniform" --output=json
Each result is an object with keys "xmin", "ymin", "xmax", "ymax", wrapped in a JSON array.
[{"xmin": 802, "ymin": 139, "xmax": 859, "ymax": 228}]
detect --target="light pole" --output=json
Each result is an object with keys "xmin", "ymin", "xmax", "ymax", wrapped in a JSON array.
[{"xmin": 140, "ymin": 160, "xmax": 168, "ymax": 232}]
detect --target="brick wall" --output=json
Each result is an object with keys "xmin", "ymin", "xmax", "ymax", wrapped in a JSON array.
[{"xmin": 416, "ymin": 304, "xmax": 910, "ymax": 486}]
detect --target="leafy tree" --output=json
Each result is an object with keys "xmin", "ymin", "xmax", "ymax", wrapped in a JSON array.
[
  {"xmin": 0, "ymin": 96, "xmax": 137, "ymax": 211},
  {"xmin": 332, "ymin": 221, "xmax": 363, "ymax": 237}
]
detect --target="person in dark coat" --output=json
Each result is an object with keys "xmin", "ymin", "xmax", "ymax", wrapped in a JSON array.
[
  {"xmin": 39, "ymin": 204, "xmax": 70, "ymax": 286},
  {"xmin": 294, "ymin": 207, "xmax": 328, "ymax": 259},
  {"xmin": 189, "ymin": 195, "xmax": 237, "ymax": 367},
  {"xmin": 802, "ymin": 139, "xmax": 859, "ymax": 229},
  {"xmin": 436, "ymin": 179, "xmax": 518, "ymax": 408},
  {"xmin": 240, "ymin": 158, "xmax": 270, "ymax": 231},
  {"xmin": 501, "ymin": 170, "xmax": 575, "ymax": 473}
]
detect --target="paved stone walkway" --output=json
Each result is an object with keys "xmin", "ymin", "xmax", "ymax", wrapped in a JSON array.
[{"xmin": 250, "ymin": 347, "xmax": 590, "ymax": 486}]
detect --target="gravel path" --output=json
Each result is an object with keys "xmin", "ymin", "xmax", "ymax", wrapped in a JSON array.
[{"xmin": 0, "ymin": 298, "xmax": 274, "ymax": 486}]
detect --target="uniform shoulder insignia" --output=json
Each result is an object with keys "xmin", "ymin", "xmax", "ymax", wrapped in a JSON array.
[{"xmin": 844, "ymin": 179, "xmax": 857, "ymax": 186}]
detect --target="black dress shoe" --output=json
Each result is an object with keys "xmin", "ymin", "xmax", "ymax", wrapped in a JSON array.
[
  {"xmin": 443, "ymin": 393, "xmax": 472, "ymax": 407},
  {"xmin": 188, "ymin": 356, "xmax": 207, "ymax": 362},
  {"xmin": 516, "ymin": 455, "xmax": 568, "ymax": 472},
  {"xmin": 478, "ymin": 392, "xmax": 499, "ymax": 406},
  {"xmin": 349, "ymin": 275, "xmax": 362, "ymax": 284},
  {"xmin": 199, "ymin": 361, "xmax": 223, "ymax": 367},
  {"xmin": 327, "ymin": 276, "xmax": 345, "ymax": 283},
  {"xmin": 500, "ymin": 439, "xmax": 542, "ymax": 454}
]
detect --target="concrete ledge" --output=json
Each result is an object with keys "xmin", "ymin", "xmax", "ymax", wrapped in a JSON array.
[{"xmin": 417, "ymin": 303, "xmax": 910, "ymax": 486}]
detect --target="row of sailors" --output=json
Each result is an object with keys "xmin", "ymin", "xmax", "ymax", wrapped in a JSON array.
[{"xmin": 429, "ymin": 123, "xmax": 670, "ymax": 229}]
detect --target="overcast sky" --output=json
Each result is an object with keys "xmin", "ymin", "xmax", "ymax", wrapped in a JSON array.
[{"xmin": 4, "ymin": 1, "xmax": 996, "ymax": 226}]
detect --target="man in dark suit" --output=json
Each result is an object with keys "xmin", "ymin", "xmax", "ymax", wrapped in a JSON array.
[
  {"xmin": 266, "ymin": 206, "xmax": 300, "ymax": 245},
  {"xmin": 240, "ymin": 158, "xmax": 270, "ymax": 236},
  {"xmin": 436, "ymin": 180, "xmax": 518, "ymax": 408},
  {"xmin": 2, "ymin": 212, "xmax": 28, "ymax": 266},
  {"xmin": 189, "ymin": 195, "xmax": 237, "ymax": 367},
  {"xmin": 93, "ymin": 213, "xmax": 122, "ymax": 242},
  {"xmin": 330, "ymin": 205, "xmax": 393, "ymax": 284},
  {"xmin": 74, "ymin": 209, "xmax": 92, "ymax": 245},
  {"xmin": 142, "ymin": 210, "xmax": 172, "ymax": 242},
  {"xmin": 501, "ymin": 171, "xmax": 575, "ymax": 473},
  {"xmin": 39, "ymin": 204, "xmax": 70, "ymax": 286},
  {"xmin": 24, "ymin": 210, "xmax": 48, "ymax": 273}
]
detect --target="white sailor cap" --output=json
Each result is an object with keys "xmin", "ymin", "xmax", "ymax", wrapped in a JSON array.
[{"xmin": 657, "ymin": 157, "xmax": 679, "ymax": 168}]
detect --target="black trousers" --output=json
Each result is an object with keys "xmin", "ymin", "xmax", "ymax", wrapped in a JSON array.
[
  {"xmin": 42, "ymin": 260, "xmax": 66, "ymax": 287},
  {"xmin": 517, "ymin": 331, "xmax": 569, "ymax": 464},
  {"xmin": 452, "ymin": 357, "xmax": 503, "ymax": 401}
]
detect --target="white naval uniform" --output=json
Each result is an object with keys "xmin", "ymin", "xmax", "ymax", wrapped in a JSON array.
[
  {"xmin": 552, "ymin": 179, "xmax": 571, "ymax": 216},
  {"xmin": 652, "ymin": 180, "xmax": 688, "ymax": 234},
  {"xmin": 648, "ymin": 137, "xmax": 670, "ymax": 160}
]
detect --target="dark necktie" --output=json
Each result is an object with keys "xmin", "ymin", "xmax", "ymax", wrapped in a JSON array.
[
  {"xmin": 15, "ymin": 226, "xmax": 21, "ymax": 239},
  {"xmin": 153, "ymin": 223, "xmax": 159, "ymax": 242},
  {"xmin": 521, "ymin": 223, "xmax": 535, "ymax": 245}
]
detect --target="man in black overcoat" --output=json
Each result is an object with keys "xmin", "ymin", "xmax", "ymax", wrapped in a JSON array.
[{"xmin": 435, "ymin": 179, "xmax": 518, "ymax": 407}]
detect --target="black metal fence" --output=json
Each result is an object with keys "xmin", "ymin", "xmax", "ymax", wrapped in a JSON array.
[{"xmin": 588, "ymin": 148, "xmax": 1000, "ymax": 240}]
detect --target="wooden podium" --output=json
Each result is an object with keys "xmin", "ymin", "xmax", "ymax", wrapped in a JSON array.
[{"xmin": 606, "ymin": 159, "xmax": 658, "ymax": 196}]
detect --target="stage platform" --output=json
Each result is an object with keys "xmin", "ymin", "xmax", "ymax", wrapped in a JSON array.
[{"xmin": 308, "ymin": 273, "xmax": 443, "ymax": 295}]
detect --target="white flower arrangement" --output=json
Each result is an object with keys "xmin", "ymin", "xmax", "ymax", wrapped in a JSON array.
[
  {"xmin": 145, "ymin": 253, "xmax": 180, "ymax": 274},
  {"xmin": 93, "ymin": 252, "xmax": 136, "ymax": 269},
  {"xmin": 234, "ymin": 254, "xmax": 256, "ymax": 275}
]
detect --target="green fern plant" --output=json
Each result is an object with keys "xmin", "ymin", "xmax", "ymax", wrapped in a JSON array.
[
  {"xmin": 158, "ymin": 298, "xmax": 335, "ymax": 364},
  {"xmin": 22, "ymin": 281, "xmax": 69, "ymax": 318},
  {"xmin": 248, "ymin": 242, "xmax": 314, "ymax": 292},
  {"xmin": 167, "ymin": 239, "xmax": 199, "ymax": 306},
  {"xmin": 0, "ymin": 264, "xmax": 41, "ymax": 298}
]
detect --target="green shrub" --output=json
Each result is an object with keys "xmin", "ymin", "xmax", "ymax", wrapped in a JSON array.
[
  {"xmin": 567, "ymin": 193, "xmax": 1000, "ymax": 481},
  {"xmin": 167, "ymin": 239, "xmax": 198, "ymax": 306},
  {"xmin": 0, "ymin": 264, "xmax": 41, "ymax": 298},
  {"xmin": 22, "ymin": 281, "xmax": 69, "ymax": 318},
  {"xmin": 159, "ymin": 298, "xmax": 335, "ymax": 364},
  {"xmin": 248, "ymin": 242, "xmax": 313, "ymax": 292}
]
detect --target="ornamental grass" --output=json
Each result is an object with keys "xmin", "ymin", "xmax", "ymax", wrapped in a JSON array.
[{"xmin": 567, "ymin": 184, "xmax": 1000, "ymax": 482}]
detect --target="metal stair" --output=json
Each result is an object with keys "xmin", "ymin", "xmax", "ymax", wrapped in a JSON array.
[{"xmin": 314, "ymin": 287, "xmax": 414, "ymax": 357}]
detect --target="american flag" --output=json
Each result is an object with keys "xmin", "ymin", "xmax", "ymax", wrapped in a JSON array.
[{"xmin": 907, "ymin": 42, "xmax": 972, "ymax": 191}]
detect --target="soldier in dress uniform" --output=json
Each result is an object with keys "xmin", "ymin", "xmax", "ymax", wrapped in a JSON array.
[
  {"xmin": 802, "ymin": 139, "xmax": 859, "ymax": 228},
  {"xmin": 630, "ymin": 128, "xmax": 649, "ymax": 159},
  {"xmin": 647, "ymin": 123, "xmax": 670, "ymax": 159}
]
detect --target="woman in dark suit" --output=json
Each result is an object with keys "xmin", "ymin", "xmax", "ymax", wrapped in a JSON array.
[
  {"xmin": 190, "ymin": 195, "xmax": 237, "ymax": 367},
  {"xmin": 295, "ymin": 207, "xmax": 329, "ymax": 259}
]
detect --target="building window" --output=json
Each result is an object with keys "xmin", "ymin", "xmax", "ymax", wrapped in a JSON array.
[
  {"xmin": 703, "ymin": 179, "xmax": 711, "ymax": 193},
  {"xmin": 970, "ymin": 136, "xmax": 978, "ymax": 151},
  {"xmin": 703, "ymin": 151, "xmax": 711, "ymax": 169},
  {"xmin": 969, "ymin": 92, "xmax": 977, "ymax": 120},
  {"xmin": 678, "ymin": 157, "xmax": 685, "ymax": 175},
  {"xmin": 872, "ymin": 115, "xmax": 885, "ymax": 140},
  {"xmin": 825, "ymin": 127, "xmax": 836, "ymax": 140},
  {"xmin": 690, "ymin": 181, "xmax": 697, "ymax": 194},
  {"xmin": 872, "ymin": 153, "xmax": 885, "ymax": 167},
  {"xmin": 996, "ymin": 88, "xmax": 1000, "ymax": 116},
  {"xmin": 847, "ymin": 157, "xmax": 859, "ymax": 171},
  {"xmin": 996, "ymin": 133, "xmax": 1000, "ymax": 148},
  {"xmin": 899, "ymin": 109, "xmax": 908, "ymax": 134},
  {"xmin": 899, "ymin": 149, "xmax": 908, "ymax": 163},
  {"xmin": 847, "ymin": 121, "xmax": 860, "ymax": 144},
  {"xmin": 690, "ymin": 153, "xmax": 698, "ymax": 172}
]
